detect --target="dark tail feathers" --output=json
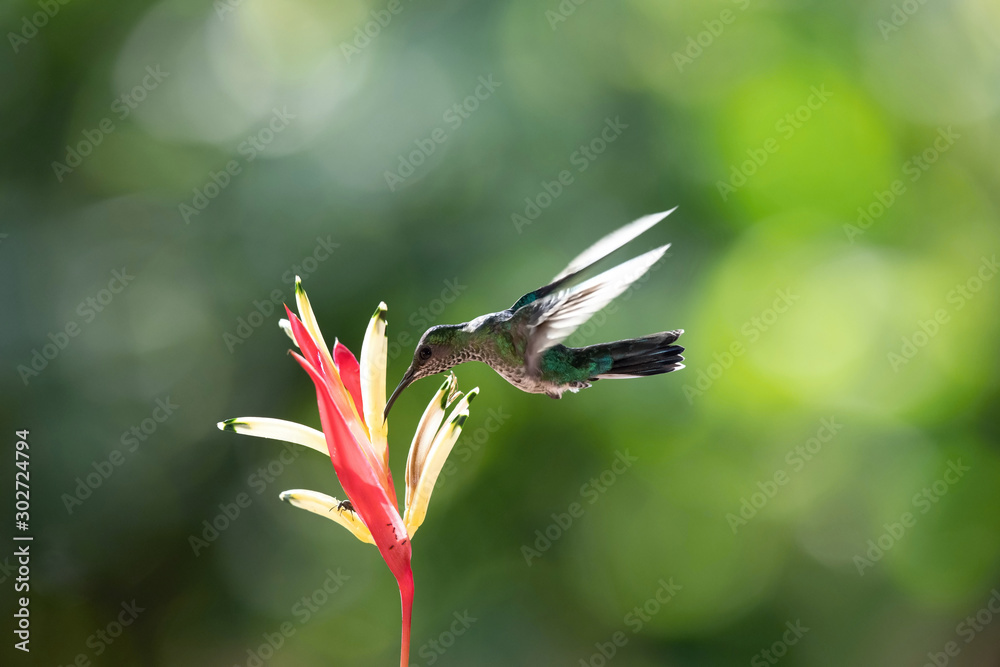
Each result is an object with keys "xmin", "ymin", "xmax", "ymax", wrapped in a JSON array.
[{"xmin": 589, "ymin": 330, "xmax": 684, "ymax": 379}]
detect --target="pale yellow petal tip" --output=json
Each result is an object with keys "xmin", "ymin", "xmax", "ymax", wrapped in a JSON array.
[
  {"xmin": 294, "ymin": 275, "xmax": 304, "ymax": 292},
  {"xmin": 218, "ymin": 419, "xmax": 242, "ymax": 432},
  {"xmin": 278, "ymin": 319, "xmax": 295, "ymax": 342}
]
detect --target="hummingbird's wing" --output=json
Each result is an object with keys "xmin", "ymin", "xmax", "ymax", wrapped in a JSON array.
[
  {"xmin": 520, "ymin": 244, "xmax": 671, "ymax": 374},
  {"xmin": 510, "ymin": 208, "xmax": 677, "ymax": 311}
]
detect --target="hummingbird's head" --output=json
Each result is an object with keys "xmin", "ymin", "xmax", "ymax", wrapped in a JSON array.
[{"xmin": 384, "ymin": 325, "xmax": 464, "ymax": 420}]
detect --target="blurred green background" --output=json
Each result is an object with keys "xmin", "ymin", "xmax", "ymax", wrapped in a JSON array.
[{"xmin": 3, "ymin": 0, "xmax": 1000, "ymax": 665}]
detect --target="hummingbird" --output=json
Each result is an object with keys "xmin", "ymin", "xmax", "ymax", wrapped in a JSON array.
[{"xmin": 384, "ymin": 209, "xmax": 685, "ymax": 418}]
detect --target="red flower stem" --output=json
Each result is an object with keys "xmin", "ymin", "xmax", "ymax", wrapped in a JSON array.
[{"xmin": 399, "ymin": 569, "xmax": 414, "ymax": 667}]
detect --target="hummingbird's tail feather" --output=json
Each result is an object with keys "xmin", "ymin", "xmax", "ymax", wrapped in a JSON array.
[{"xmin": 589, "ymin": 330, "xmax": 685, "ymax": 379}]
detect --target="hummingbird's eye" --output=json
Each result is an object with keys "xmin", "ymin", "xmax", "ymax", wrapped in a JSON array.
[{"xmin": 418, "ymin": 346, "xmax": 433, "ymax": 361}]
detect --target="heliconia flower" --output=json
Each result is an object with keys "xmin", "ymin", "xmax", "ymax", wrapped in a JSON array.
[{"xmin": 218, "ymin": 277, "xmax": 477, "ymax": 667}]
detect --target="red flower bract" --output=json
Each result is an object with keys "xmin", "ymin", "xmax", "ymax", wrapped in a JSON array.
[{"xmin": 286, "ymin": 307, "xmax": 413, "ymax": 667}]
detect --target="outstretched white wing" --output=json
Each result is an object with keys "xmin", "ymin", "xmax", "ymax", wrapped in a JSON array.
[
  {"xmin": 523, "ymin": 244, "xmax": 670, "ymax": 372},
  {"xmin": 551, "ymin": 208, "xmax": 676, "ymax": 282}
]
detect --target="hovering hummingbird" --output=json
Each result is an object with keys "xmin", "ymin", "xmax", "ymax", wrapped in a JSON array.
[{"xmin": 384, "ymin": 209, "xmax": 685, "ymax": 418}]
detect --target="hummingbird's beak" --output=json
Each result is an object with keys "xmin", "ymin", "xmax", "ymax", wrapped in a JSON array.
[{"xmin": 384, "ymin": 367, "xmax": 416, "ymax": 422}]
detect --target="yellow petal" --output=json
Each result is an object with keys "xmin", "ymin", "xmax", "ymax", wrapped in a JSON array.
[
  {"xmin": 293, "ymin": 276, "xmax": 371, "ymax": 443},
  {"xmin": 403, "ymin": 387, "xmax": 478, "ymax": 537},
  {"xmin": 360, "ymin": 302, "xmax": 389, "ymax": 463},
  {"xmin": 279, "ymin": 489, "xmax": 375, "ymax": 544},
  {"xmin": 278, "ymin": 318, "xmax": 295, "ymax": 343},
  {"xmin": 218, "ymin": 417, "xmax": 327, "ymax": 456},
  {"xmin": 294, "ymin": 276, "xmax": 336, "ymax": 371},
  {"xmin": 405, "ymin": 374, "xmax": 456, "ymax": 510}
]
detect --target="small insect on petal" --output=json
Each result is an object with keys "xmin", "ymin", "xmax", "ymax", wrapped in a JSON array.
[{"xmin": 280, "ymin": 489, "xmax": 375, "ymax": 544}]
